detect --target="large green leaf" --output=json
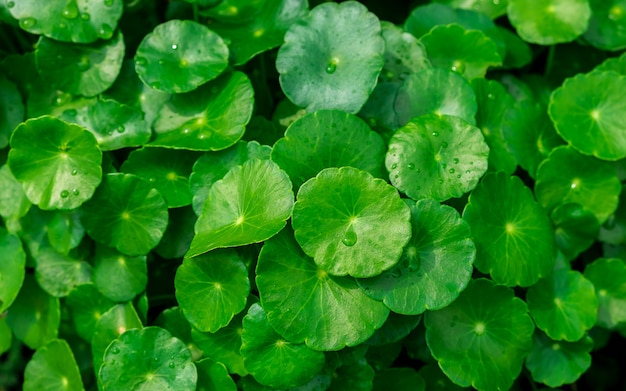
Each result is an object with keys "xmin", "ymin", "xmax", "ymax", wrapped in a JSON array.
[
  {"xmin": 256, "ymin": 228, "xmax": 390, "ymax": 351},
  {"xmin": 81, "ymin": 173, "xmax": 169, "ymax": 256},
  {"xmin": 292, "ymin": 167, "xmax": 411, "ymax": 278},
  {"xmin": 34, "ymin": 247, "xmax": 92, "ymax": 298},
  {"xmin": 175, "ymin": 249, "xmax": 250, "ymax": 332},
  {"xmin": 241, "ymin": 303, "xmax": 325, "ymax": 388},
  {"xmin": 0, "ymin": 228, "xmax": 26, "ymax": 313},
  {"xmin": 65, "ymin": 284, "xmax": 115, "ymax": 342},
  {"xmin": 187, "ymin": 159, "xmax": 293, "ymax": 258},
  {"xmin": 23, "ymin": 339, "xmax": 84, "ymax": 391},
  {"xmin": 358, "ymin": 199, "xmax": 474, "ymax": 315},
  {"xmin": 8, "ymin": 116, "xmax": 102, "ymax": 210},
  {"xmin": 463, "ymin": 171, "xmax": 556, "ymax": 287},
  {"xmin": 386, "ymin": 114, "xmax": 489, "ymax": 202},
  {"xmin": 424, "ymin": 278, "xmax": 534, "ymax": 391},
  {"xmin": 271, "ymin": 110, "xmax": 386, "ymax": 188},
  {"xmin": 276, "ymin": 1, "xmax": 384, "ymax": 113},
  {"xmin": 583, "ymin": 258, "xmax": 626, "ymax": 329},
  {"xmin": 93, "ymin": 245, "xmax": 148, "ymax": 302}
]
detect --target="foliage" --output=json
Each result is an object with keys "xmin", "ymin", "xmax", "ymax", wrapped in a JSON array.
[{"xmin": 1, "ymin": 0, "xmax": 626, "ymax": 390}]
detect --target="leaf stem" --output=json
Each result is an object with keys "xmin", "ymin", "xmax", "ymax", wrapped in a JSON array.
[{"xmin": 544, "ymin": 45, "xmax": 556, "ymax": 77}]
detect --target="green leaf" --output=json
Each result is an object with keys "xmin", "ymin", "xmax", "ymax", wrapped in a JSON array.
[
  {"xmin": 59, "ymin": 98, "xmax": 151, "ymax": 151},
  {"xmin": 120, "ymin": 147, "xmax": 200, "ymax": 208},
  {"xmin": 34, "ymin": 247, "xmax": 92, "ymax": 298},
  {"xmin": 417, "ymin": 364, "xmax": 466, "ymax": 391},
  {"xmin": 271, "ymin": 110, "xmax": 386, "ymax": 188},
  {"xmin": 134, "ymin": 19, "xmax": 228, "ymax": 93},
  {"xmin": 584, "ymin": 0, "xmax": 626, "ymax": 51},
  {"xmin": 433, "ymin": 0, "xmax": 509, "ymax": 19},
  {"xmin": 507, "ymin": 0, "xmax": 591, "ymax": 45},
  {"xmin": 498, "ymin": 26, "xmax": 533, "ymax": 69},
  {"xmin": 583, "ymin": 258, "xmax": 626, "ymax": 329},
  {"xmin": 151, "ymin": 71, "xmax": 254, "ymax": 151},
  {"xmin": 0, "ymin": 164, "xmax": 31, "ymax": 220},
  {"xmin": 35, "ymin": 32, "xmax": 124, "ymax": 97},
  {"xmin": 8, "ymin": 0, "xmax": 123, "ymax": 43},
  {"xmin": 8, "ymin": 116, "xmax": 103, "ymax": 210},
  {"xmin": 175, "ymin": 249, "xmax": 250, "ymax": 332},
  {"xmin": 548, "ymin": 71, "xmax": 626, "ymax": 160},
  {"xmin": 552, "ymin": 203, "xmax": 600, "ymax": 260},
  {"xmin": 206, "ymin": 0, "xmax": 308, "ymax": 65},
  {"xmin": 420, "ymin": 24, "xmax": 502, "ymax": 80},
  {"xmin": 46, "ymin": 211, "xmax": 84, "ymax": 255},
  {"xmin": 293, "ymin": 167, "xmax": 411, "ymax": 278},
  {"xmin": 187, "ymin": 159, "xmax": 293, "ymax": 258},
  {"xmin": 372, "ymin": 368, "xmax": 425, "ymax": 391},
  {"xmin": 93, "ymin": 245, "xmax": 147, "ymax": 302},
  {"xmin": 81, "ymin": 173, "xmax": 169, "ymax": 256},
  {"xmin": 463, "ymin": 171, "xmax": 556, "ymax": 287},
  {"xmin": 365, "ymin": 312, "xmax": 421, "ymax": 346},
  {"xmin": 276, "ymin": 1, "xmax": 384, "ymax": 113},
  {"xmin": 154, "ymin": 206, "xmax": 196, "ymax": 259},
  {"xmin": 189, "ymin": 141, "xmax": 271, "ymax": 215},
  {"xmin": 424, "ymin": 278, "xmax": 535, "ymax": 391},
  {"xmin": 99, "ymin": 326, "xmax": 197, "ymax": 390},
  {"xmin": 256, "ymin": 228, "xmax": 390, "ymax": 351},
  {"xmin": 241, "ymin": 303, "xmax": 325, "ymax": 388},
  {"xmin": 65, "ymin": 284, "xmax": 115, "ymax": 342},
  {"xmin": 526, "ymin": 270, "xmax": 598, "ymax": 341},
  {"xmin": 195, "ymin": 358, "xmax": 237, "ymax": 391},
  {"xmin": 328, "ymin": 357, "xmax": 374, "ymax": 391},
  {"xmin": 386, "ymin": 114, "xmax": 488, "ymax": 202},
  {"xmin": 599, "ymin": 184, "xmax": 626, "ymax": 245},
  {"xmin": 0, "ymin": 318, "xmax": 11, "ymax": 355},
  {"xmin": 525, "ymin": 331, "xmax": 593, "ymax": 388},
  {"xmin": 534, "ymin": 145, "xmax": 621, "ymax": 224},
  {"xmin": 23, "ymin": 339, "xmax": 84, "ymax": 391},
  {"xmin": 6, "ymin": 275, "xmax": 60, "ymax": 349},
  {"xmin": 394, "ymin": 68, "xmax": 477, "ymax": 127},
  {"xmin": 358, "ymin": 199, "xmax": 474, "ymax": 314},
  {"xmin": 0, "ymin": 228, "xmax": 26, "ymax": 313},
  {"xmin": 0, "ymin": 74, "xmax": 24, "ymax": 149}
]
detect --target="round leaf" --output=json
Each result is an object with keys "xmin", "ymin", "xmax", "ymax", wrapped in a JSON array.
[
  {"xmin": 241, "ymin": 303, "xmax": 325, "ymax": 388},
  {"xmin": 195, "ymin": 358, "xmax": 237, "ymax": 391},
  {"xmin": 525, "ymin": 331, "xmax": 593, "ymax": 388},
  {"xmin": 358, "ymin": 199, "xmax": 475, "ymax": 315},
  {"xmin": 99, "ymin": 326, "xmax": 197, "ymax": 390},
  {"xmin": 534, "ymin": 145, "xmax": 621, "ymax": 224},
  {"xmin": 35, "ymin": 32, "xmax": 124, "ymax": 97},
  {"xmin": 151, "ymin": 71, "xmax": 254, "ymax": 151},
  {"xmin": 420, "ymin": 24, "xmax": 502, "ymax": 80},
  {"xmin": 175, "ymin": 249, "xmax": 250, "ymax": 333},
  {"xmin": 584, "ymin": 0, "xmax": 626, "ymax": 51},
  {"xmin": 583, "ymin": 258, "xmax": 626, "ymax": 329},
  {"xmin": 0, "ymin": 228, "xmax": 26, "ymax": 313},
  {"xmin": 66, "ymin": 284, "xmax": 115, "ymax": 342},
  {"xmin": 394, "ymin": 68, "xmax": 477, "ymax": 127},
  {"xmin": 276, "ymin": 1, "xmax": 384, "ymax": 113},
  {"xmin": 256, "ymin": 228, "xmax": 390, "ymax": 351},
  {"xmin": 8, "ymin": 116, "xmax": 103, "ymax": 210},
  {"xmin": 34, "ymin": 247, "xmax": 92, "ymax": 298},
  {"xmin": 424, "ymin": 278, "xmax": 535, "ymax": 391},
  {"xmin": 121, "ymin": 147, "xmax": 201, "ymax": 208},
  {"xmin": 134, "ymin": 19, "xmax": 228, "ymax": 93},
  {"xmin": 271, "ymin": 110, "xmax": 386, "ymax": 188},
  {"xmin": 154, "ymin": 207, "xmax": 196, "ymax": 259},
  {"xmin": 507, "ymin": 0, "xmax": 591, "ymax": 45},
  {"xmin": 548, "ymin": 71, "xmax": 626, "ymax": 160},
  {"xmin": 23, "ymin": 339, "xmax": 84, "ymax": 391},
  {"xmin": 93, "ymin": 245, "xmax": 148, "ymax": 302},
  {"xmin": 187, "ymin": 159, "xmax": 293, "ymax": 258},
  {"xmin": 8, "ymin": 0, "xmax": 123, "ymax": 43},
  {"xmin": 81, "ymin": 173, "xmax": 169, "ymax": 256},
  {"xmin": 292, "ymin": 166, "xmax": 411, "ymax": 278},
  {"xmin": 463, "ymin": 171, "xmax": 556, "ymax": 287},
  {"xmin": 552, "ymin": 203, "xmax": 600, "ymax": 260},
  {"xmin": 386, "ymin": 114, "xmax": 489, "ymax": 202},
  {"xmin": 526, "ymin": 270, "xmax": 598, "ymax": 341}
]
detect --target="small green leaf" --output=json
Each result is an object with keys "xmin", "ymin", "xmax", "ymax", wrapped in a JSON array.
[
  {"xmin": 0, "ymin": 74, "xmax": 24, "ymax": 149},
  {"xmin": 241, "ymin": 303, "xmax": 325, "ymax": 388},
  {"xmin": 526, "ymin": 270, "xmax": 598, "ymax": 341},
  {"xmin": 0, "ymin": 228, "xmax": 26, "ymax": 313},
  {"xmin": 81, "ymin": 173, "xmax": 169, "ymax": 256},
  {"xmin": 256, "ymin": 228, "xmax": 390, "ymax": 351},
  {"xmin": 99, "ymin": 326, "xmax": 197, "ymax": 391},
  {"xmin": 66, "ymin": 284, "xmax": 115, "ymax": 342},
  {"xmin": 271, "ymin": 110, "xmax": 386, "ymax": 188},
  {"xmin": 93, "ymin": 245, "xmax": 147, "ymax": 302},
  {"xmin": 35, "ymin": 32, "xmax": 124, "ymax": 97},
  {"xmin": 154, "ymin": 206, "xmax": 196, "ymax": 259},
  {"xmin": 293, "ymin": 167, "xmax": 411, "ymax": 278},
  {"xmin": 358, "ymin": 199, "xmax": 474, "ymax": 315},
  {"xmin": 583, "ymin": 258, "xmax": 626, "ymax": 329},
  {"xmin": 0, "ymin": 164, "xmax": 31, "ymax": 220},
  {"xmin": 195, "ymin": 358, "xmax": 237, "ymax": 391},
  {"xmin": 134, "ymin": 19, "xmax": 229, "ymax": 93},
  {"xmin": 23, "ymin": 339, "xmax": 84, "ymax": 391},
  {"xmin": 8, "ymin": 116, "xmax": 103, "ymax": 210},
  {"xmin": 34, "ymin": 247, "xmax": 92, "ymax": 298},
  {"xmin": 276, "ymin": 1, "xmax": 384, "ymax": 113},
  {"xmin": 175, "ymin": 249, "xmax": 250, "ymax": 333},
  {"xmin": 584, "ymin": 0, "xmax": 626, "ymax": 51},
  {"xmin": 463, "ymin": 171, "xmax": 556, "ymax": 287},
  {"xmin": 187, "ymin": 159, "xmax": 293, "ymax": 258},
  {"xmin": 424, "ymin": 278, "xmax": 534, "ymax": 391},
  {"xmin": 552, "ymin": 203, "xmax": 600, "ymax": 260}
]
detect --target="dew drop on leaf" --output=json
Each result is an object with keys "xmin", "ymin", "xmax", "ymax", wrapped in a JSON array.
[
  {"xmin": 19, "ymin": 18, "xmax": 37, "ymax": 29},
  {"xmin": 112, "ymin": 347, "xmax": 120, "ymax": 355},
  {"xmin": 453, "ymin": 158, "xmax": 460, "ymax": 164},
  {"xmin": 408, "ymin": 163, "xmax": 415, "ymax": 170},
  {"xmin": 62, "ymin": 3, "xmax": 79, "ymax": 19},
  {"xmin": 80, "ymin": 13, "xmax": 90, "ymax": 21},
  {"xmin": 391, "ymin": 163, "xmax": 397, "ymax": 169},
  {"xmin": 60, "ymin": 190, "xmax": 69, "ymax": 198},
  {"xmin": 135, "ymin": 57, "xmax": 147, "ymax": 67},
  {"xmin": 72, "ymin": 189, "xmax": 80, "ymax": 196},
  {"xmin": 171, "ymin": 44, "xmax": 178, "ymax": 50},
  {"xmin": 432, "ymin": 131, "xmax": 439, "ymax": 137},
  {"xmin": 449, "ymin": 168, "xmax": 455, "ymax": 174},
  {"xmin": 71, "ymin": 169, "xmax": 78, "ymax": 176},
  {"xmin": 168, "ymin": 362, "xmax": 175, "ymax": 369},
  {"xmin": 98, "ymin": 24, "xmax": 114, "ymax": 39},
  {"xmin": 6, "ymin": 1, "xmax": 14, "ymax": 8},
  {"xmin": 441, "ymin": 141, "xmax": 448, "ymax": 148},
  {"xmin": 342, "ymin": 225, "xmax": 358, "ymax": 247},
  {"xmin": 325, "ymin": 62, "xmax": 337, "ymax": 74},
  {"xmin": 104, "ymin": 0, "xmax": 114, "ymax": 6},
  {"xmin": 116, "ymin": 125, "xmax": 125, "ymax": 134}
]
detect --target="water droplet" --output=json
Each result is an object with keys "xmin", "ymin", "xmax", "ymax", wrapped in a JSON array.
[
  {"xmin": 112, "ymin": 347, "xmax": 120, "ymax": 354},
  {"xmin": 80, "ymin": 13, "xmax": 90, "ymax": 20},
  {"xmin": 154, "ymin": 357, "xmax": 160, "ymax": 362},
  {"xmin": 487, "ymin": 93, "xmax": 494, "ymax": 99},
  {"xmin": 169, "ymin": 362, "xmax": 176, "ymax": 369},
  {"xmin": 77, "ymin": 56, "xmax": 90, "ymax": 71},
  {"xmin": 457, "ymin": 174, "xmax": 461, "ymax": 179},
  {"xmin": 182, "ymin": 128, "xmax": 190, "ymax": 134},
  {"xmin": 407, "ymin": 163, "xmax": 415, "ymax": 170},
  {"xmin": 19, "ymin": 18, "xmax": 37, "ymax": 29},
  {"xmin": 158, "ymin": 59, "xmax": 165, "ymax": 65},
  {"xmin": 135, "ymin": 56, "xmax": 147, "ymax": 67},
  {"xmin": 453, "ymin": 158, "xmax": 460, "ymax": 164},
  {"xmin": 72, "ymin": 189, "xmax": 80, "ymax": 196},
  {"xmin": 415, "ymin": 168, "xmax": 421, "ymax": 173},
  {"xmin": 58, "ymin": 22, "xmax": 66, "ymax": 29},
  {"xmin": 104, "ymin": 0, "xmax": 114, "ymax": 6},
  {"xmin": 325, "ymin": 62, "xmax": 337, "ymax": 74},
  {"xmin": 62, "ymin": 3, "xmax": 79, "ymax": 19},
  {"xmin": 449, "ymin": 168, "xmax": 455, "ymax": 174},
  {"xmin": 465, "ymin": 170, "xmax": 471, "ymax": 174},
  {"xmin": 7, "ymin": 1, "xmax": 15, "ymax": 8},
  {"xmin": 342, "ymin": 225, "xmax": 357, "ymax": 247},
  {"xmin": 171, "ymin": 44, "xmax": 178, "ymax": 50},
  {"xmin": 60, "ymin": 190, "xmax": 69, "ymax": 198},
  {"xmin": 116, "ymin": 125, "xmax": 125, "ymax": 133},
  {"xmin": 98, "ymin": 24, "xmax": 113, "ymax": 39},
  {"xmin": 432, "ymin": 131, "xmax": 439, "ymax": 137},
  {"xmin": 150, "ymin": 82, "xmax": 161, "ymax": 89},
  {"xmin": 441, "ymin": 141, "xmax": 448, "ymax": 148},
  {"xmin": 71, "ymin": 169, "xmax": 78, "ymax": 176},
  {"xmin": 391, "ymin": 163, "xmax": 397, "ymax": 169},
  {"xmin": 149, "ymin": 177, "xmax": 156, "ymax": 182},
  {"xmin": 438, "ymin": 179, "xmax": 444, "ymax": 184}
]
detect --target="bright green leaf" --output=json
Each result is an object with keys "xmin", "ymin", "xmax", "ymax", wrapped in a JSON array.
[
  {"xmin": 34, "ymin": 247, "xmax": 92, "ymax": 298},
  {"xmin": 0, "ymin": 74, "xmax": 23, "ymax": 149},
  {"xmin": 93, "ymin": 245, "xmax": 147, "ymax": 302},
  {"xmin": 23, "ymin": 339, "xmax": 84, "ymax": 391},
  {"xmin": 195, "ymin": 358, "xmax": 237, "ymax": 391},
  {"xmin": 583, "ymin": 258, "xmax": 626, "ymax": 329},
  {"xmin": 0, "ymin": 228, "xmax": 26, "ymax": 313},
  {"xmin": 66, "ymin": 284, "xmax": 115, "ymax": 342}
]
